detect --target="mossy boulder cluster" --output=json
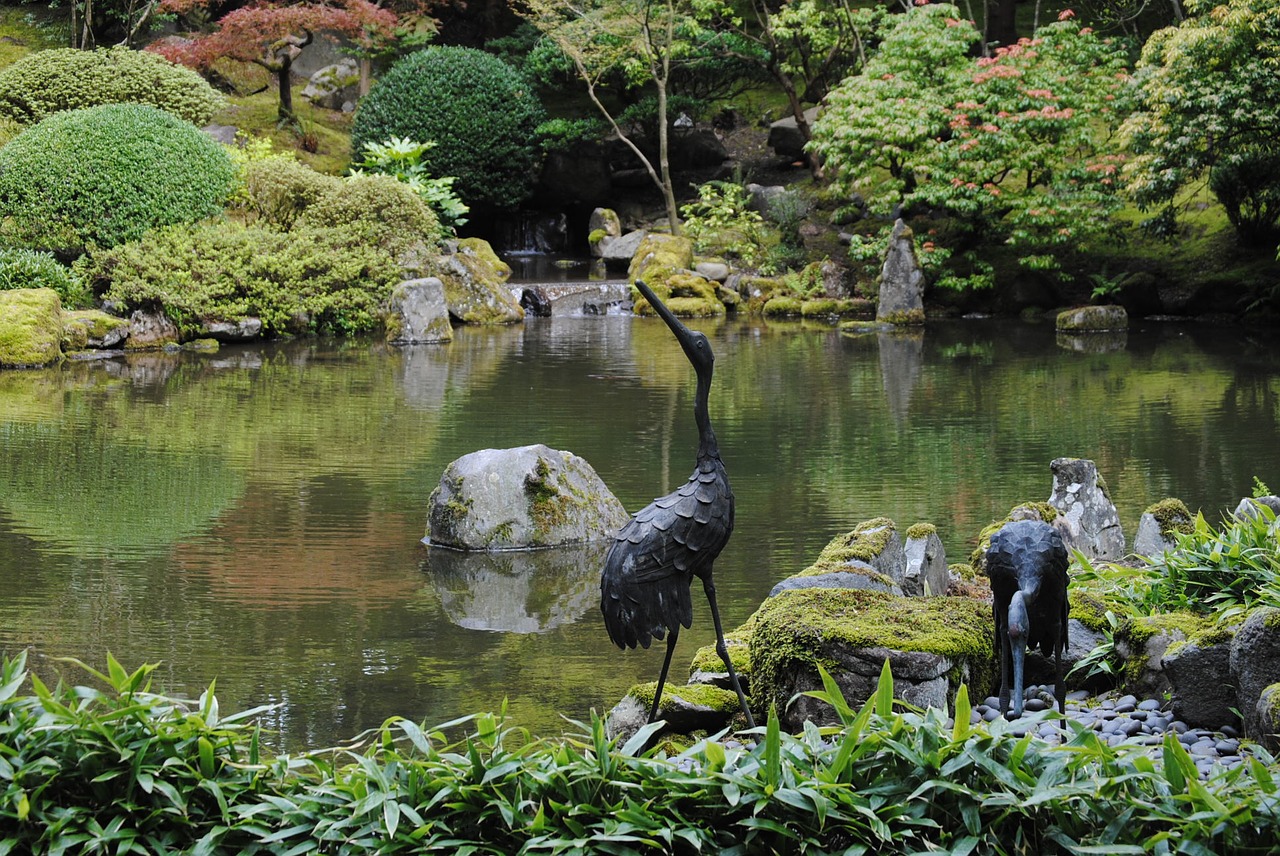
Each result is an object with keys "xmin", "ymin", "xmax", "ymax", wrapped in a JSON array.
[{"xmin": 607, "ymin": 459, "xmax": 1280, "ymax": 749}]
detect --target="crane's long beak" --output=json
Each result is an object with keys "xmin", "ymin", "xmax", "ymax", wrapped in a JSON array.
[{"xmin": 634, "ymin": 279, "xmax": 694, "ymax": 346}]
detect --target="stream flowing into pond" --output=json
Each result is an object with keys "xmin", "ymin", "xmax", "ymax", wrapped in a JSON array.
[{"xmin": 1, "ymin": 317, "xmax": 1277, "ymax": 751}]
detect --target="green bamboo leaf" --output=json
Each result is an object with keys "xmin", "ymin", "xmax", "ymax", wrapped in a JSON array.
[
  {"xmin": 198, "ymin": 737, "xmax": 216, "ymax": 779},
  {"xmin": 875, "ymin": 659, "xmax": 894, "ymax": 717},
  {"xmin": 620, "ymin": 721, "xmax": 665, "ymax": 757},
  {"xmin": 1161, "ymin": 732, "xmax": 1190, "ymax": 793},
  {"xmin": 384, "ymin": 798, "xmax": 400, "ymax": 838},
  {"xmin": 952, "ymin": 684, "xmax": 971, "ymax": 743},
  {"xmin": 764, "ymin": 707, "xmax": 782, "ymax": 791}
]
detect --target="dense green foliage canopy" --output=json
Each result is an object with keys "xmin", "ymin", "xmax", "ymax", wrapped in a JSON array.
[
  {"xmin": 1120, "ymin": 0, "xmax": 1280, "ymax": 245},
  {"xmin": 0, "ymin": 46, "xmax": 223, "ymax": 126},
  {"xmin": 351, "ymin": 47, "xmax": 545, "ymax": 210},
  {"xmin": 0, "ymin": 103, "xmax": 235, "ymax": 253},
  {"xmin": 810, "ymin": 4, "xmax": 1131, "ymax": 286}
]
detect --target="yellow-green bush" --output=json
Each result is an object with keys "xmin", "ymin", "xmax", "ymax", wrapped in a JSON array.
[
  {"xmin": 298, "ymin": 174, "xmax": 444, "ymax": 255},
  {"xmin": 0, "ymin": 46, "xmax": 223, "ymax": 126}
]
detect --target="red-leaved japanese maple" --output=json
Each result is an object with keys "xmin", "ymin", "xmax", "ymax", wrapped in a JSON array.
[{"xmin": 152, "ymin": 0, "xmax": 398, "ymax": 120}]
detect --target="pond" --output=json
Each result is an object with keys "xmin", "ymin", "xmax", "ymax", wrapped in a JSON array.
[{"xmin": 1, "ymin": 316, "xmax": 1277, "ymax": 751}]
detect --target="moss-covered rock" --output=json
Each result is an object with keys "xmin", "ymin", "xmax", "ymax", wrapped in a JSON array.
[
  {"xmin": 631, "ymin": 273, "xmax": 725, "ymax": 318},
  {"xmin": 429, "ymin": 240, "xmax": 523, "ymax": 325},
  {"xmin": 606, "ymin": 681, "xmax": 748, "ymax": 740},
  {"xmin": 1056, "ymin": 304, "xmax": 1128, "ymax": 332},
  {"xmin": 628, "ymin": 233, "xmax": 693, "ymax": 285},
  {"xmin": 688, "ymin": 629, "xmax": 753, "ymax": 688},
  {"xmin": 1133, "ymin": 498, "xmax": 1194, "ymax": 557},
  {"xmin": 62, "ymin": 309, "xmax": 128, "ymax": 350},
  {"xmin": 1114, "ymin": 611, "xmax": 1210, "ymax": 697},
  {"xmin": 749, "ymin": 587, "xmax": 995, "ymax": 729},
  {"xmin": 762, "ymin": 295, "xmax": 803, "ymax": 317},
  {"xmin": 0, "ymin": 287, "xmax": 63, "ymax": 367}
]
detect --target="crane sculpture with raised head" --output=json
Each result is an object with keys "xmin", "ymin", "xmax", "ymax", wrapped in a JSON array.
[
  {"xmin": 600, "ymin": 279, "xmax": 756, "ymax": 730},
  {"xmin": 986, "ymin": 519, "xmax": 1070, "ymax": 718}
]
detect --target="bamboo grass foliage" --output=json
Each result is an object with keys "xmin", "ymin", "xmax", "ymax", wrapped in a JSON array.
[{"xmin": 1, "ymin": 653, "xmax": 1278, "ymax": 854}]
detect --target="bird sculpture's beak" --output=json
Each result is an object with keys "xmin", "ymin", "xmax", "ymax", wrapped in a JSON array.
[{"xmin": 634, "ymin": 279, "xmax": 695, "ymax": 346}]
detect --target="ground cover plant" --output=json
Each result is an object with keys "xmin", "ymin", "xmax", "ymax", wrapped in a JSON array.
[{"xmin": 1, "ymin": 652, "xmax": 1277, "ymax": 854}]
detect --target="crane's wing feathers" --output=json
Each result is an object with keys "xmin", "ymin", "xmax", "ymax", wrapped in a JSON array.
[{"xmin": 600, "ymin": 462, "xmax": 733, "ymax": 650}]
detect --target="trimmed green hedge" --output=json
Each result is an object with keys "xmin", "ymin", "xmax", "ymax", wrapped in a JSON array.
[
  {"xmin": 0, "ymin": 46, "xmax": 224, "ymax": 126},
  {"xmin": 1, "ymin": 654, "xmax": 1277, "ymax": 854},
  {"xmin": 0, "ymin": 103, "xmax": 235, "ymax": 253},
  {"xmin": 352, "ymin": 47, "xmax": 545, "ymax": 209}
]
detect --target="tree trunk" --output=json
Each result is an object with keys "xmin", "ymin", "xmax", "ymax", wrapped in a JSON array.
[
  {"xmin": 276, "ymin": 62, "xmax": 294, "ymax": 121},
  {"xmin": 986, "ymin": 0, "xmax": 1018, "ymax": 50}
]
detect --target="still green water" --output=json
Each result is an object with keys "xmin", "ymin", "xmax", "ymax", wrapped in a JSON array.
[{"xmin": 0, "ymin": 317, "xmax": 1276, "ymax": 750}]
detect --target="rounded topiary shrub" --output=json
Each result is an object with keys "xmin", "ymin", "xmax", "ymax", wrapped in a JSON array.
[
  {"xmin": 0, "ymin": 103, "xmax": 236, "ymax": 253},
  {"xmin": 351, "ymin": 47, "xmax": 545, "ymax": 209},
  {"xmin": 0, "ymin": 46, "xmax": 224, "ymax": 126},
  {"xmin": 298, "ymin": 174, "xmax": 444, "ymax": 254},
  {"xmin": 0, "ymin": 248, "xmax": 88, "ymax": 307}
]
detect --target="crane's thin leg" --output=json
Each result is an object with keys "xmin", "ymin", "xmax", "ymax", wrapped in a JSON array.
[
  {"xmin": 648, "ymin": 626, "xmax": 679, "ymax": 724},
  {"xmin": 703, "ymin": 576, "xmax": 756, "ymax": 730}
]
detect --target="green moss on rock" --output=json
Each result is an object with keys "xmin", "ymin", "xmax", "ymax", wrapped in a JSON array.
[
  {"xmin": 688, "ymin": 630, "xmax": 753, "ymax": 678},
  {"xmin": 457, "ymin": 237, "xmax": 511, "ymax": 281},
  {"xmin": 749, "ymin": 587, "xmax": 995, "ymax": 714},
  {"xmin": 906, "ymin": 522, "xmax": 937, "ymax": 541},
  {"xmin": 0, "ymin": 287, "xmax": 63, "ymax": 367},
  {"xmin": 1145, "ymin": 497, "xmax": 1194, "ymax": 537},
  {"xmin": 762, "ymin": 296, "xmax": 803, "ymax": 317},
  {"xmin": 882, "ymin": 308, "xmax": 926, "ymax": 326}
]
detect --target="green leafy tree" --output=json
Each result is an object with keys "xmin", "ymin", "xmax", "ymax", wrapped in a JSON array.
[
  {"xmin": 688, "ymin": 0, "xmax": 884, "ymax": 174},
  {"xmin": 520, "ymin": 0, "xmax": 695, "ymax": 231},
  {"xmin": 1119, "ymin": 0, "xmax": 1280, "ymax": 245},
  {"xmin": 811, "ymin": 5, "xmax": 1131, "ymax": 286}
]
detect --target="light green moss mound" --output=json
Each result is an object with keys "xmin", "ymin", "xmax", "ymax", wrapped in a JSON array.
[
  {"xmin": 763, "ymin": 296, "xmax": 803, "ymax": 317},
  {"xmin": 749, "ymin": 588, "xmax": 995, "ymax": 713},
  {"xmin": 1145, "ymin": 497, "xmax": 1194, "ymax": 537},
  {"xmin": 0, "ymin": 287, "xmax": 63, "ymax": 367},
  {"xmin": 458, "ymin": 238, "xmax": 512, "ymax": 281},
  {"xmin": 1057, "ymin": 304, "xmax": 1128, "ymax": 332},
  {"xmin": 629, "ymin": 233, "xmax": 694, "ymax": 287},
  {"xmin": 688, "ymin": 630, "xmax": 753, "ymax": 678},
  {"xmin": 627, "ymin": 681, "xmax": 742, "ymax": 714}
]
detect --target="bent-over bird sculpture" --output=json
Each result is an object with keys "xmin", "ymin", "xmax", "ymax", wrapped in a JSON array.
[
  {"xmin": 986, "ymin": 519, "xmax": 1070, "ymax": 718},
  {"xmin": 600, "ymin": 279, "xmax": 756, "ymax": 729}
]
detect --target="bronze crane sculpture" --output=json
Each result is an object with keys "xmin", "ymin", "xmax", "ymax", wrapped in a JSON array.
[
  {"xmin": 986, "ymin": 519, "xmax": 1070, "ymax": 718},
  {"xmin": 600, "ymin": 279, "xmax": 756, "ymax": 729}
]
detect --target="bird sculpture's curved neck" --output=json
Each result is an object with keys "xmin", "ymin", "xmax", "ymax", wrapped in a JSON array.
[
  {"xmin": 694, "ymin": 370, "xmax": 719, "ymax": 461},
  {"xmin": 635, "ymin": 280, "xmax": 721, "ymax": 462}
]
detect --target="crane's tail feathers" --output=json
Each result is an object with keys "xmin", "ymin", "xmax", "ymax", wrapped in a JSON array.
[{"xmin": 601, "ymin": 557, "xmax": 693, "ymax": 651}]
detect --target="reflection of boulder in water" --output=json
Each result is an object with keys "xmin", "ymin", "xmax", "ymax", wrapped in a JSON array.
[
  {"xmin": 877, "ymin": 330, "xmax": 924, "ymax": 424},
  {"xmin": 394, "ymin": 325, "xmax": 521, "ymax": 412},
  {"xmin": 426, "ymin": 541, "xmax": 606, "ymax": 633},
  {"xmin": 1056, "ymin": 331, "xmax": 1128, "ymax": 353}
]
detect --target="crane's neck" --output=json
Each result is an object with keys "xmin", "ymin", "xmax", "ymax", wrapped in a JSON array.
[{"xmin": 694, "ymin": 367, "xmax": 719, "ymax": 460}]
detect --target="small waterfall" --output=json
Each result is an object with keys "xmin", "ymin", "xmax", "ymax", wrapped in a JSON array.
[{"xmin": 493, "ymin": 211, "xmax": 571, "ymax": 256}]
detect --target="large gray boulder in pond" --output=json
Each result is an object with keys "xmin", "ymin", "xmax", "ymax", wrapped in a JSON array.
[
  {"xmin": 1230, "ymin": 607, "xmax": 1280, "ymax": 740},
  {"xmin": 386, "ymin": 278, "xmax": 453, "ymax": 345},
  {"xmin": 1047, "ymin": 457, "xmax": 1124, "ymax": 561},
  {"xmin": 427, "ymin": 445, "xmax": 628, "ymax": 550},
  {"xmin": 1056, "ymin": 304, "xmax": 1128, "ymax": 332},
  {"xmin": 876, "ymin": 219, "xmax": 924, "ymax": 325}
]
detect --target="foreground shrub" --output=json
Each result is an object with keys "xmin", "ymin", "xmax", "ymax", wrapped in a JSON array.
[
  {"xmin": 235, "ymin": 155, "xmax": 341, "ymax": 231},
  {"xmin": 78, "ymin": 222, "xmax": 403, "ymax": 337},
  {"xmin": 0, "ymin": 46, "xmax": 224, "ymax": 126},
  {"xmin": 0, "ymin": 104, "xmax": 236, "ymax": 253},
  {"xmin": 0, "ymin": 248, "xmax": 88, "ymax": 307},
  {"xmin": 2, "ymin": 654, "xmax": 1277, "ymax": 854},
  {"xmin": 351, "ymin": 46, "xmax": 545, "ymax": 209},
  {"xmin": 298, "ymin": 173, "xmax": 445, "ymax": 255}
]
